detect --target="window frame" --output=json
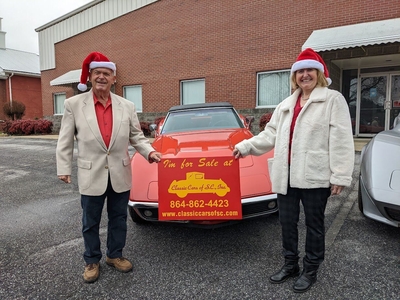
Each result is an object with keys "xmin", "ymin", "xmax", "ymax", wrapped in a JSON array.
[
  {"xmin": 180, "ymin": 78, "xmax": 206, "ymax": 105},
  {"xmin": 53, "ymin": 92, "xmax": 66, "ymax": 115},
  {"xmin": 123, "ymin": 85, "xmax": 143, "ymax": 112},
  {"xmin": 256, "ymin": 69, "xmax": 291, "ymax": 108}
]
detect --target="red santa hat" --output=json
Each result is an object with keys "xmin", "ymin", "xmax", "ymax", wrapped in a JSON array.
[
  {"xmin": 77, "ymin": 52, "xmax": 116, "ymax": 91},
  {"xmin": 290, "ymin": 48, "xmax": 331, "ymax": 85}
]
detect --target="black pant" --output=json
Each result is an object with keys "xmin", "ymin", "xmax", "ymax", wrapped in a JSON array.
[{"xmin": 277, "ymin": 186, "xmax": 330, "ymax": 268}]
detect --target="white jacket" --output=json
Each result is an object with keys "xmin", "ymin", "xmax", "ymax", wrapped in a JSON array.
[{"xmin": 235, "ymin": 87, "xmax": 354, "ymax": 195}]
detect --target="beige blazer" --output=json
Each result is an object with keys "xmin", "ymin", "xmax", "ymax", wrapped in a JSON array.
[{"xmin": 56, "ymin": 90, "xmax": 155, "ymax": 196}]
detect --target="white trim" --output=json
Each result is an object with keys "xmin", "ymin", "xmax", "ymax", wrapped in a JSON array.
[
  {"xmin": 89, "ymin": 61, "xmax": 116, "ymax": 71},
  {"xmin": 302, "ymin": 18, "xmax": 400, "ymax": 51},
  {"xmin": 50, "ymin": 69, "xmax": 81, "ymax": 86},
  {"xmin": 36, "ymin": 0, "xmax": 159, "ymax": 71},
  {"xmin": 291, "ymin": 60, "xmax": 324, "ymax": 74}
]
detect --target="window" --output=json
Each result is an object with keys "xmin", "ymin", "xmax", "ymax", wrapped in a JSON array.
[
  {"xmin": 180, "ymin": 79, "xmax": 205, "ymax": 105},
  {"xmin": 123, "ymin": 85, "xmax": 142, "ymax": 112},
  {"xmin": 54, "ymin": 93, "xmax": 66, "ymax": 115},
  {"xmin": 257, "ymin": 70, "xmax": 291, "ymax": 107}
]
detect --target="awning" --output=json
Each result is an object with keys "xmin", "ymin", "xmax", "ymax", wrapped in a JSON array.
[
  {"xmin": 50, "ymin": 69, "xmax": 81, "ymax": 86},
  {"xmin": 302, "ymin": 18, "xmax": 400, "ymax": 51}
]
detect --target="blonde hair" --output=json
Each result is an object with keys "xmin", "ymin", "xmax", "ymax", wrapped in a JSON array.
[{"xmin": 291, "ymin": 69, "xmax": 329, "ymax": 90}]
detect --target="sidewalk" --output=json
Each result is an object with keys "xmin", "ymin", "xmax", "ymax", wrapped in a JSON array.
[
  {"xmin": 353, "ymin": 138, "xmax": 370, "ymax": 152},
  {"xmin": 1, "ymin": 134, "xmax": 368, "ymax": 151}
]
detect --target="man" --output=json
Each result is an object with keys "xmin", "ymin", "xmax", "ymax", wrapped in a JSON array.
[{"xmin": 56, "ymin": 52, "xmax": 161, "ymax": 283}]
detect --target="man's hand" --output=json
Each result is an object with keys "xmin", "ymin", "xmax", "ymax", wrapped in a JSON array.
[
  {"xmin": 149, "ymin": 151, "xmax": 162, "ymax": 163},
  {"xmin": 58, "ymin": 175, "xmax": 71, "ymax": 183}
]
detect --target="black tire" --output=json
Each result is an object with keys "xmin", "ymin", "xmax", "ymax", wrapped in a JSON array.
[
  {"xmin": 129, "ymin": 206, "xmax": 146, "ymax": 224},
  {"xmin": 358, "ymin": 176, "xmax": 364, "ymax": 213}
]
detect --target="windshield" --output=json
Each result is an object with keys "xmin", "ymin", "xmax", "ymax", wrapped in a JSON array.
[{"xmin": 161, "ymin": 108, "xmax": 244, "ymax": 134}]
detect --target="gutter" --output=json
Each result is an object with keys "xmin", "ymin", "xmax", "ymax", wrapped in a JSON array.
[{"xmin": 8, "ymin": 73, "xmax": 14, "ymax": 107}]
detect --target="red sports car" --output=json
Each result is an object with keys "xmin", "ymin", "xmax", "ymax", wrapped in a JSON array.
[{"xmin": 129, "ymin": 102, "xmax": 277, "ymax": 227}]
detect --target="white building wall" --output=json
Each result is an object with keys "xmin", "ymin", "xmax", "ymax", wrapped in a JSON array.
[{"xmin": 36, "ymin": 0, "xmax": 158, "ymax": 71}]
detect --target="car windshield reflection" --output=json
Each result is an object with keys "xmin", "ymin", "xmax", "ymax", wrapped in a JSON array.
[{"xmin": 161, "ymin": 108, "xmax": 244, "ymax": 134}]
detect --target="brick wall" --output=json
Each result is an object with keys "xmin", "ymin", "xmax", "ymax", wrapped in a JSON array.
[
  {"xmin": 41, "ymin": 0, "xmax": 400, "ymax": 131},
  {"xmin": 9, "ymin": 75, "xmax": 42, "ymax": 119},
  {"xmin": 0, "ymin": 76, "xmax": 42, "ymax": 120}
]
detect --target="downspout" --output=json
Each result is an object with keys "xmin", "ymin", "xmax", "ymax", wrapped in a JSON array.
[{"xmin": 8, "ymin": 72, "xmax": 14, "ymax": 109}]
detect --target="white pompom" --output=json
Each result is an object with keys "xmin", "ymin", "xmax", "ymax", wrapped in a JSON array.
[{"xmin": 77, "ymin": 83, "xmax": 87, "ymax": 91}]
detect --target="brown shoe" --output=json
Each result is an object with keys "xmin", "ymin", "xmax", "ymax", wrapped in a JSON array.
[
  {"xmin": 83, "ymin": 263, "xmax": 100, "ymax": 283},
  {"xmin": 106, "ymin": 256, "xmax": 133, "ymax": 273}
]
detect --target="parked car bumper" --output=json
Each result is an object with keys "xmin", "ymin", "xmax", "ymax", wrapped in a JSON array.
[
  {"xmin": 128, "ymin": 193, "xmax": 278, "ymax": 227},
  {"xmin": 359, "ymin": 176, "xmax": 400, "ymax": 227}
]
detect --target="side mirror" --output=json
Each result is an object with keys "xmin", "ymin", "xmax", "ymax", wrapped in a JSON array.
[
  {"xmin": 245, "ymin": 116, "xmax": 254, "ymax": 129},
  {"xmin": 149, "ymin": 124, "xmax": 157, "ymax": 132}
]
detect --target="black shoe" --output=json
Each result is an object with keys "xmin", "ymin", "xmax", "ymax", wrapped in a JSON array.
[
  {"xmin": 269, "ymin": 262, "xmax": 300, "ymax": 284},
  {"xmin": 293, "ymin": 271, "xmax": 317, "ymax": 293}
]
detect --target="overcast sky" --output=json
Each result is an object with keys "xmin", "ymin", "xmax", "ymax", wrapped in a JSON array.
[{"xmin": 0, "ymin": 0, "xmax": 93, "ymax": 54}]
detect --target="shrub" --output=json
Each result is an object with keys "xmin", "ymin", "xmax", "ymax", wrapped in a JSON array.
[
  {"xmin": 259, "ymin": 112, "xmax": 273, "ymax": 131},
  {"xmin": 3, "ymin": 101, "xmax": 26, "ymax": 120},
  {"xmin": 33, "ymin": 119, "xmax": 53, "ymax": 134},
  {"xmin": 2, "ymin": 119, "xmax": 53, "ymax": 135},
  {"xmin": 154, "ymin": 116, "xmax": 164, "ymax": 127}
]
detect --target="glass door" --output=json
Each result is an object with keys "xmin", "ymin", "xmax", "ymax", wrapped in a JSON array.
[
  {"xmin": 358, "ymin": 75, "xmax": 386, "ymax": 135},
  {"xmin": 389, "ymin": 75, "xmax": 400, "ymax": 129}
]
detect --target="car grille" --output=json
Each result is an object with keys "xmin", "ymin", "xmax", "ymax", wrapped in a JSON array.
[
  {"xmin": 385, "ymin": 207, "xmax": 400, "ymax": 222},
  {"xmin": 242, "ymin": 200, "xmax": 278, "ymax": 218}
]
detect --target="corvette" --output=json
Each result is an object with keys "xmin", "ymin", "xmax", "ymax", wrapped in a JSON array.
[
  {"xmin": 358, "ymin": 123, "xmax": 400, "ymax": 227},
  {"xmin": 129, "ymin": 102, "xmax": 277, "ymax": 227}
]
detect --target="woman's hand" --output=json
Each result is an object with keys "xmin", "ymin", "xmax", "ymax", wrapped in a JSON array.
[
  {"xmin": 331, "ymin": 185, "xmax": 344, "ymax": 195},
  {"xmin": 233, "ymin": 148, "xmax": 243, "ymax": 159}
]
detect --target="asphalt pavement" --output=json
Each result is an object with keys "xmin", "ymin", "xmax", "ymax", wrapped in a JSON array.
[{"xmin": 0, "ymin": 136, "xmax": 398, "ymax": 300}]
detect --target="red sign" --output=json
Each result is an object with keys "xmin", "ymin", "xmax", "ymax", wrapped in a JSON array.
[{"xmin": 158, "ymin": 156, "xmax": 242, "ymax": 220}]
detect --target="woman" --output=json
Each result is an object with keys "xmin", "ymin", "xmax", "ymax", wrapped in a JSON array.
[{"xmin": 233, "ymin": 48, "xmax": 354, "ymax": 293}]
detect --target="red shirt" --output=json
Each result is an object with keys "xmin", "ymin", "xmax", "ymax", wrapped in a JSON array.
[
  {"xmin": 94, "ymin": 95, "xmax": 113, "ymax": 148},
  {"xmin": 289, "ymin": 95, "xmax": 303, "ymax": 164}
]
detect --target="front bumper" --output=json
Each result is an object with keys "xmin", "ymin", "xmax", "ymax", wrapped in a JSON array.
[
  {"xmin": 359, "ymin": 176, "xmax": 400, "ymax": 227},
  {"xmin": 129, "ymin": 194, "xmax": 278, "ymax": 224}
]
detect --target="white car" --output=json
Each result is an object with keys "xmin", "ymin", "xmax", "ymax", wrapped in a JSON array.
[{"xmin": 358, "ymin": 123, "xmax": 400, "ymax": 227}]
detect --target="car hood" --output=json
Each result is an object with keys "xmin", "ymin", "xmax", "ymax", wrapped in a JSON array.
[
  {"xmin": 152, "ymin": 128, "xmax": 254, "ymax": 157},
  {"xmin": 131, "ymin": 128, "xmax": 273, "ymax": 201}
]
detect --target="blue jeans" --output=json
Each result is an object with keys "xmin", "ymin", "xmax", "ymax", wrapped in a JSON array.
[{"xmin": 81, "ymin": 177, "xmax": 130, "ymax": 264}]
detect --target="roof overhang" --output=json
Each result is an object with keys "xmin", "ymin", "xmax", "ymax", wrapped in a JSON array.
[
  {"xmin": 0, "ymin": 68, "xmax": 40, "ymax": 78},
  {"xmin": 50, "ymin": 69, "xmax": 81, "ymax": 86},
  {"xmin": 302, "ymin": 18, "xmax": 400, "ymax": 51}
]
